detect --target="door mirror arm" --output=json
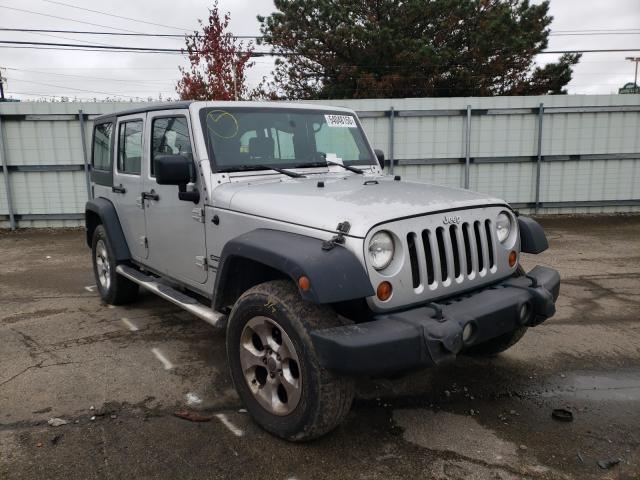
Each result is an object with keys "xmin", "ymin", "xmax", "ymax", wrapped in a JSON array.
[{"xmin": 178, "ymin": 183, "xmax": 200, "ymax": 203}]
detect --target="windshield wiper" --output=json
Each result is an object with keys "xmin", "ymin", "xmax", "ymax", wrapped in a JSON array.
[
  {"xmin": 218, "ymin": 164, "xmax": 306, "ymax": 178},
  {"xmin": 326, "ymin": 160, "xmax": 364, "ymax": 174}
]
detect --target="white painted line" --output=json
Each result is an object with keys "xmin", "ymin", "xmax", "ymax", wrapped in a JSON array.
[
  {"xmin": 151, "ymin": 348, "xmax": 174, "ymax": 370},
  {"xmin": 84, "ymin": 285, "xmax": 96, "ymax": 292},
  {"xmin": 121, "ymin": 317, "xmax": 139, "ymax": 332},
  {"xmin": 186, "ymin": 392, "xmax": 202, "ymax": 405},
  {"xmin": 215, "ymin": 414, "xmax": 243, "ymax": 437}
]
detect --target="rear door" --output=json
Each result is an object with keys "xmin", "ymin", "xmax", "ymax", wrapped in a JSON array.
[
  {"xmin": 112, "ymin": 114, "xmax": 147, "ymax": 260},
  {"xmin": 143, "ymin": 110, "xmax": 207, "ymax": 284}
]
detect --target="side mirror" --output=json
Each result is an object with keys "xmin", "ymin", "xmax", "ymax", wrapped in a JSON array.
[
  {"xmin": 155, "ymin": 155, "xmax": 192, "ymax": 185},
  {"xmin": 374, "ymin": 149, "xmax": 385, "ymax": 169},
  {"xmin": 155, "ymin": 155, "xmax": 200, "ymax": 203}
]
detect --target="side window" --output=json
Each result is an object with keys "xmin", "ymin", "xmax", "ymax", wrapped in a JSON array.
[
  {"xmin": 117, "ymin": 120, "xmax": 143, "ymax": 175},
  {"xmin": 151, "ymin": 116, "xmax": 193, "ymax": 176},
  {"xmin": 92, "ymin": 123, "xmax": 112, "ymax": 171}
]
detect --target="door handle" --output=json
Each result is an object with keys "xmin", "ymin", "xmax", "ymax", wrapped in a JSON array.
[
  {"xmin": 112, "ymin": 184, "xmax": 126, "ymax": 194},
  {"xmin": 141, "ymin": 190, "xmax": 160, "ymax": 201}
]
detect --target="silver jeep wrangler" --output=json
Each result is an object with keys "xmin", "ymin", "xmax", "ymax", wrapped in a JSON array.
[{"xmin": 85, "ymin": 101, "xmax": 560, "ymax": 441}]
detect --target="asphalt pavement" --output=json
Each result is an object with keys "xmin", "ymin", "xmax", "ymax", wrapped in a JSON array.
[{"xmin": 1, "ymin": 215, "xmax": 639, "ymax": 479}]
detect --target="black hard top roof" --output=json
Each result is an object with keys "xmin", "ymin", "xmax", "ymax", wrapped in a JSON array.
[{"xmin": 93, "ymin": 101, "xmax": 193, "ymax": 121}]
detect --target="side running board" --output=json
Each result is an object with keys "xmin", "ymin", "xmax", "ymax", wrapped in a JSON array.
[{"xmin": 116, "ymin": 265, "xmax": 224, "ymax": 327}]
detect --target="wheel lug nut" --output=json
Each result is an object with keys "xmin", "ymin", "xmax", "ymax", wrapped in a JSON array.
[
  {"xmin": 262, "ymin": 358, "xmax": 267, "ymax": 364},
  {"xmin": 269, "ymin": 373, "xmax": 275, "ymax": 378}
]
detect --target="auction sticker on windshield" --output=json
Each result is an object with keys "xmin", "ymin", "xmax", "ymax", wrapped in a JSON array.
[{"xmin": 325, "ymin": 114, "xmax": 357, "ymax": 128}]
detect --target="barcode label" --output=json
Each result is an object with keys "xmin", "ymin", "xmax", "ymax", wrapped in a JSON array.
[{"xmin": 325, "ymin": 114, "xmax": 357, "ymax": 128}]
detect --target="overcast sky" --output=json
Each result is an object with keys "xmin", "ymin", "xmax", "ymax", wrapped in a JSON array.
[{"xmin": 0, "ymin": 0, "xmax": 639, "ymax": 101}]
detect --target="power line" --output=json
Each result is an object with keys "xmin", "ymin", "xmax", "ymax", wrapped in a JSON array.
[
  {"xmin": 5, "ymin": 67, "xmax": 175, "ymax": 84},
  {"xmin": 539, "ymin": 48, "xmax": 640, "ymax": 54},
  {"xmin": 1, "ymin": 40, "xmax": 639, "ymax": 56},
  {"xmin": 0, "ymin": 40, "xmax": 273, "ymax": 55},
  {"xmin": 551, "ymin": 28, "xmax": 640, "ymax": 33},
  {"xmin": 550, "ymin": 32, "xmax": 640, "ymax": 36},
  {"xmin": 41, "ymin": 0, "xmax": 193, "ymax": 32},
  {"xmin": 28, "ymin": 31, "xmax": 119, "ymax": 48},
  {"xmin": 0, "ymin": 27, "xmax": 258, "ymax": 39},
  {"xmin": 4, "ymin": 27, "xmax": 640, "ymax": 39},
  {"xmin": 0, "ymin": 45, "xmax": 183, "ymax": 54},
  {"xmin": 0, "ymin": 39, "xmax": 184, "ymax": 53},
  {"xmin": 5, "ymin": 77, "xmax": 173, "ymax": 97},
  {"xmin": 0, "ymin": 5, "xmax": 147, "ymax": 34},
  {"xmin": 0, "ymin": 27, "xmax": 183, "ymax": 38}
]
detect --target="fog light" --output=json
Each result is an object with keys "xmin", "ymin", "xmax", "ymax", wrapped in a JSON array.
[
  {"xmin": 519, "ymin": 302, "xmax": 531, "ymax": 324},
  {"xmin": 508, "ymin": 250, "xmax": 517, "ymax": 268},
  {"xmin": 377, "ymin": 281, "xmax": 392, "ymax": 301},
  {"xmin": 462, "ymin": 323, "xmax": 475, "ymax": 343}
]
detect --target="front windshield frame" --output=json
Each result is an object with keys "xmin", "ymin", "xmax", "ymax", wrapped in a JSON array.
[{"xmin": 198, "ymin": 107, "xmax": 377, "ymax": 173}]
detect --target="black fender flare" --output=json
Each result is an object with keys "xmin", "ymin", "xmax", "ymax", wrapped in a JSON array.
[
  {"xmin": 85, "ymin": 197, "xmax": 131, "ymax": 262},
  {"xmin": 517, "ymin": 216, "xmax": 548, "ymax": 254},
  {"xmin": 213, "ymin": 229, "xmax": 374, "ymax": 307}
]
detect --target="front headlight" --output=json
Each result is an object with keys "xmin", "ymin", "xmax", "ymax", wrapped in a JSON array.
[
  {"xmin": 496, "ymin": 212, "xmax": 512, "ymax": 243},
  {"xmin": 368, "ymin": 231, "xmax": 394, "ymax": 270}
]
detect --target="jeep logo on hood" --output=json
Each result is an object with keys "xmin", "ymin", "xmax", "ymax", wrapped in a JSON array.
[{"xmin": 443, "ymin": 215, "xmax": 461, "ymax": 225}]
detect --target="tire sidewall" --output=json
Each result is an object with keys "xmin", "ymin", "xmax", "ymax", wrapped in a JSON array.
[
  {"xmin": 91, "ymin": 225, "xmax": 117, "ymax": 303},
  {"xmin": 226, "ymin": 289, "xmax": 323, "ymax": 440}
]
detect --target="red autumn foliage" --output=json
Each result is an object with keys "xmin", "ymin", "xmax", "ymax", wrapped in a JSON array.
[{"xmin": 176, "ymin": 1, "xmax": 254, "ymax": 101}]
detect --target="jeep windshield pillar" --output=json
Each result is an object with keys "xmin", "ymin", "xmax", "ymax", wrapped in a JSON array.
[{"xmin": 85, "ymin": 101, "xmax": 560, "ymax": 441}]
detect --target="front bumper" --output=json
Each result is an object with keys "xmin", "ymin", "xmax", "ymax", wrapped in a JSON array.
[{"xmin": 311, "ymin": 265, "xmax": 560, "ymax": 376}]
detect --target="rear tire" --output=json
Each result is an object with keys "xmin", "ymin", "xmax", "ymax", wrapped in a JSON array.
[
  {"xmin": 226, "ymin": 280, "xmax": 355, "ymax": 441},
  {"xmin": 91, "ymin": 225, "xmax": 138, "ymax": 305}
]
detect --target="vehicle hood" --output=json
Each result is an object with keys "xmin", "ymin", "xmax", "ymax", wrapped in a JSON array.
[{"xmin": 212, "ymin": 174, "xmax": 506, "ymax": 238}]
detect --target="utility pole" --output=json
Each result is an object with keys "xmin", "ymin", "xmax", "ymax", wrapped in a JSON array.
[
  {"xmin": 231, "ymin": 58, "xmax": 238, "ymax": 101},
  {"xmin": 626, "ymin": 56, "xmax": 640, "ymax": 92},
  {"xmin": 0, "ymin": 67, "xmax": 6, "ymax": 101}
]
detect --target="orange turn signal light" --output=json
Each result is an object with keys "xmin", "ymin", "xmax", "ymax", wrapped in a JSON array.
[
  {"xmin": 298, "ymin": 276, "xmax": 311, "ymax": 292},
  {"xmin": 377, "ymin": 281, "xmax": 393, "ymax": 301},
  {"xmin": 508, "ymin": 250, "xmax": 518, "ymax": 268}
]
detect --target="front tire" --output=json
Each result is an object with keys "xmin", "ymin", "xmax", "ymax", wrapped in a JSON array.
[
  {"xmin": 226, "ymin": 280, "xmax": 355, "ymax": 441},
  {"xmin": 91, "ymin": 225, "xmax": 138, "ymax": 305}
]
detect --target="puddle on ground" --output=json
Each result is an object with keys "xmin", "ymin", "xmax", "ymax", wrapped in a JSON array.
[{"xmin": 542, "ymin": 369, "xmax": 640, "ymax": 401}]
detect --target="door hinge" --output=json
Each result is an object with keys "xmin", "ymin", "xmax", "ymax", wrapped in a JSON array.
[
  {"xmin": 139, "ymin": 235, "xmax": 147, "ymax": 248},
  {"xmin": 191, "ymin": 207, "xmax": 205, "ymax": 223},
  {"xmin": 195, "ymin": 255, "xmax": 207, "ymax": 270},
  {"xmin": 136, "ymin": 197, "xmax": 144, "ymax": 209}
]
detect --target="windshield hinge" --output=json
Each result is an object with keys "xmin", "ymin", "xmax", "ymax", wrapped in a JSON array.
[
  {"xmin": 192, "ymin": 207, "xmax": 205, "ymax": 223},
  {"xmin": 322, "ymin": 221, "xmax": 351, "ymax": 251},
  {"xmin": 195, "ymin": 255, "xmax": 207, "ymax": 270}
]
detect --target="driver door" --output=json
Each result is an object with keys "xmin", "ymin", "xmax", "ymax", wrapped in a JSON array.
[{"xmin": 142, "ymin": 110, "xmax": 207, "ymax": 284}]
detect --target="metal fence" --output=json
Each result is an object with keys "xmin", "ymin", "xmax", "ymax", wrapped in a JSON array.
[{"xmin": 1, "ymin": 94, "xmax": 640, "ymax": 229}]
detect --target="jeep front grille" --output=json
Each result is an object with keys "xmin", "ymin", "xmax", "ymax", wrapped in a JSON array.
[
  {"xmin": 365, "ymin": 206, "xmax": 517, "ymax": 312},
  {"xmin": 406, "ymin": 220, "xmax": 496, "ymax": 289}
]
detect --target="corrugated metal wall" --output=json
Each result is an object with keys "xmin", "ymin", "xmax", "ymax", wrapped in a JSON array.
[{"xmin": 1, "ymin": 95, "xmax": 639, "ymax": 228}]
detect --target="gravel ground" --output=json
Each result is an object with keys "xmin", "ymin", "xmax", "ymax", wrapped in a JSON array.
[{"xmin": 0, "ymin": 215, "xmax": 639, "ymax": 480}]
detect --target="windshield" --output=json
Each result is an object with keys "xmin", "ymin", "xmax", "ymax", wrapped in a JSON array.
[{"xmin": 199, "ymin": 107, "xmax": 375, "ymax": 172}]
